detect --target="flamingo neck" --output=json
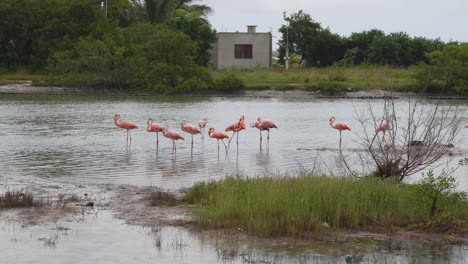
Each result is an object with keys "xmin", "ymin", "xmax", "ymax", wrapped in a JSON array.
[
  {"xmin": 147, "ymin": 120, "xmax": 153, "ymax": 132},
  {"xmin": 114, "ymin": 118, "xmax": 121, "ymax": 128}
]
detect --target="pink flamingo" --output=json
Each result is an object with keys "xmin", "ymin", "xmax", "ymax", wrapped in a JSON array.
[
  {"xmin": 251, "ymin": 117, "xmax": 278, "ymax": 149},
  {"xmin": 162, "ymin": 127, "xmax": 184, "ymax": 153},
  {"xmin": 225, "ymin": 115, "xmax": 246, "ymax": 149},
  {"xmin": 198, "ymin": 118, "xmax": 207, "ymax": 140},
  {"xmin": 329, "ymin": 116, "xmax": 351, "ymax": 132},
  {"xmin": 375, "ymin": 120, "xmax": 392, "ymax": 133},
  {"xmin": 375, "ymin": 115, "xmax": 394, "ymax": 133},
  {"xmin": 208, "ymin": 127, "xmax": 229, "ymax": 154},
  {"xmin": 181, "ymin": 120, "xmax": 201, "ymax": 147},
  {"xmin": 147, "ymin": 117, "xmax": 165, "ymax": 150},
  {"xmin": 329, "ymin": 116, "xmax": 351, "ymax": 148},
  {"xmin": 114, "ymin": 114, "xmax": 138, "ymax": 145},
  {"xmin": 329, "ymin": 116, "xmax": 353, "ymax": 175}
]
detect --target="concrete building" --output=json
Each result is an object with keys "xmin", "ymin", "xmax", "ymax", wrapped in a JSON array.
[{"xmin": 212, "ymin": 26, "xmax": 272, "ymax": 69}]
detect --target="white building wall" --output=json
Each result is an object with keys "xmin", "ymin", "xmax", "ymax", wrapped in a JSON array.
[{"xmin": 214, "ymin": 32, "xmax": 272, "ymax": 69}]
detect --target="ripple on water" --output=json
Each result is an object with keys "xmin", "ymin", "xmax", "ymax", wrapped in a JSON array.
[{"xmin": 0, "ymin": 95, "xmax": 467, "ymax": 189}]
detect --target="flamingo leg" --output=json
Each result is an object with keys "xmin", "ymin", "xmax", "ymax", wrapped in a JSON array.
[
  {"xmin": 267, "ymin": 130, "xmax": 270, "ymax": 141},
  {"xmin": 191, "ymin": 134, "xmax": 194, "ymax": 148},
  {"xmin": 227, "ymin": 132, "xmax": 236, "ymax": 150},
  {"xmin": 259, "ymin": 130, "xmax": 262, "ymax": 150},
  {"xmin": 339, "ymin": 130, "xmax": 342, "ymax": 151},
  {"xmin": 221, "ymin": 139, "xmax": 228, "ymax": 154},
  {"xmin": 217, "ymin": 139, "xmax": 220, "ymax": 154}
]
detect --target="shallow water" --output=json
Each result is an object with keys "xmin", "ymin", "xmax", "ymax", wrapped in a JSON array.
[
  {"xmin": 0, "ymin": 94, "xmax": 467, "ymax": 190},
  {"xmin": 1, "ymin": 210, "xmax": 467, "ymax": 264}
]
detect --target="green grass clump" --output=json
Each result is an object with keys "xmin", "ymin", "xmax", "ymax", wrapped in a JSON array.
[{"xmin": 184, "ymin": 175, "xmax": 468, "ymax": 237}]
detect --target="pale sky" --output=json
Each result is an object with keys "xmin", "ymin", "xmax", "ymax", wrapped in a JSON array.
[{"xmin": 203, "ymin": 0, "xmax": 468, "ymax": 48}]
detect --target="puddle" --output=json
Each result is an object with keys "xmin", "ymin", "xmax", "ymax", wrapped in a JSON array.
[{"xmin": 0, "ymin": 209, "xmax": 467, "ymax": 264}]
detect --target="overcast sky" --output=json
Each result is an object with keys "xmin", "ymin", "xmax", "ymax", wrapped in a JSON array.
[{"xmin": 203, "ymin": 0, "xmax": 468, "ymax": 46}]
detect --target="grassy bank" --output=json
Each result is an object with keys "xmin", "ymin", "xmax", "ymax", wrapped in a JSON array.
[
  {"xmin": 213, "ymin": 65, "xmax": 418, "ymax": 93},
  {"xmin": 1, "ymin": 66, "xmax": 418, "ymax": 93},
  {"xmin": 0, "ymin": 72, "xmax": 47, "ymax": 86},
  {"xmin": 183, "ymin": 175, "xmax": 468, "ymax": 237}
]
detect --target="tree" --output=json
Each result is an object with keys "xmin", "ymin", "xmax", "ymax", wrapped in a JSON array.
[
  {"xmin": 145, "ymin": 0, "xmax": 178, "ymax": 23},
  {"xmin": 48, "ymin": 23, "xmax": 212, "ymax": 92},
  {"xmin": 127, "ymin": 24, "xmax": 211, "ymax": 91},
  {"xmin": 47, "ymin": 34, "xmax": 131, "ymax": 89},
  {"xmin": 414, "ymin": 43, "xmax": 468, "ymax": 94},
  {"xmin": 166, "ymin": 14, "xmax": 216, "ymax": 66},
  {"xmin": 354, "ymin": 98, "xmax": 461, "ymax": 182},
  {"xmin": 347, "ymin": 29, "xmax": 385, "ymax": 64},
  {"xmin": 278, "ymin": 11, "xmax": 346, "ymax": 67},
  {"xmin": 176, "ymin": 0, "xmax": 213, "ymax": 18},
  {"xmin": 0, "ymin": 0, "xmax": 111, "ymax": 71}
]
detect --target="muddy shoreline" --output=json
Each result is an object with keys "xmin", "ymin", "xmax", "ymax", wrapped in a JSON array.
[
  {"xmin": 2, "ymin": 178, "xmax": 467, "ymax": 250},
  {"xmin": 2, "ymin": 82, "xmax": 468, "ymax": 100}
]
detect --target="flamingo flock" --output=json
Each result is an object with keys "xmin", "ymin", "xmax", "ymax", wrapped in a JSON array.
[
  {"xmin": 114, "ymin": 113, "xmax": 277, "ymax": 154},
  {"xmin": 115, "ymin": 113, "xmax": 467, "ymax": 154}
]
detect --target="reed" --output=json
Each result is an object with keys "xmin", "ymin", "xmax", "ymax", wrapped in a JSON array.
[{"xmin": 184, "ymin": 175, "xmax": 467, "ymax": 237}]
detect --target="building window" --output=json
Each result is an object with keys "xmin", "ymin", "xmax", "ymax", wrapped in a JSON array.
[{"xmin": 235, "ymin": 44, "xmax": 252, "ymax": 59}]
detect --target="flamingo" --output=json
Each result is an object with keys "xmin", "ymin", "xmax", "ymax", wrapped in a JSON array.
[
  {"xmin": 114, "ymin": 114, "xmax": 138, "ymax": 146},
  {"xmin": 329, "ymin": 116, "xmax": 353, "ymax": 175},
  {"xmin": 225, "ymin": 115, "xmax": 246, "ymax": 149},
  {"xmin": 162, "ymin": 127, "xmax": 184, "ymax": 153},
  {"xmin": 181, "ymin": 120, "xmax": 201, "ymax": 147},
  {"xmin": 198, "ymin": 118, "xmax": 207, "ymax": 140},
  {"xmin": 329, "ymin": 116, "xmax": 351, "ymax": 132},
  {"xmin": 251, "ymin": 117, "xmax": 278, "ymax": 149},
  {"xmin": 208, "ymin": 128, "xmax": 229, "ymax": 154},
  {"xmin": 147, "ymin": 117, "xmax": 165, "ymax": 150},
  {"xmin": 375, "ymin": 120, "xmax": 392, "ymax": 133},
  {"xmin": 329, "ymin": 116, "xmax": 351, "ymax": 149}
]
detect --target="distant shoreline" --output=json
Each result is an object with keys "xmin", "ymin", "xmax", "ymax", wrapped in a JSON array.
[{"xmin": 2, "ymin": 81, "xmax": 468, "ymax": 100}]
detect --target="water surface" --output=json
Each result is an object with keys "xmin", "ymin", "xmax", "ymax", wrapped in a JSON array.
[{"xmin": 0, "ymin": 94, "xmax": 466, "ymax": 189}]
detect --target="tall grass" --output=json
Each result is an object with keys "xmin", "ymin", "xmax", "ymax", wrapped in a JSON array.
[
  {"xmin": 212, "ymin": 65, "xmax": 418, "ymax": 92},
  {"xmin": 184, "ymin": 175, "xmax": 467, "ymax": 237}
]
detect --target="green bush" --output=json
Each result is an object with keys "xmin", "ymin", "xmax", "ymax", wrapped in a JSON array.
[
  {"xmin": 213, "ymin": 74, "xmax": 245, "ymax": 91},
  {"xmin": 410, "ymin": 170, "xmax": 468, "ymax": 231},
  {"xmin": 47, "ymin": 23, "xmax": 213, "ymax": 93}
]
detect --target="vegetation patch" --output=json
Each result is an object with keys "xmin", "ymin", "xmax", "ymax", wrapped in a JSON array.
[
  {"xmin": 183, "ymin": 175, "xmax": 468, "ymax": 237},
  {"xmin": 144, "ymin": 189, "xmax": 178, "ymax": 207},
  {"xmin": 214, "ymin": 66, "xmax": 418, "ymax": 93},
  {"xmin": 0, "ymin": 191, "xmax": 43, "ymax": 209}
]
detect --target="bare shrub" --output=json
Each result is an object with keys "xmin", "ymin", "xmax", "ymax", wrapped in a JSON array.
[{"xmin": 355, "ymin": 98, "xmax": 461, "ymax": 182}]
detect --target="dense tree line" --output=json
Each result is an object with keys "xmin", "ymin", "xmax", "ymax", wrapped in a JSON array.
[
  {"xmin": 278, "ymin": 11, "xmax": 447, "ymax": 68},
  {"xmin": 414, "ymin": 43, "xmax": 468, "ymax": 95},
  {"xmin": 0, "ymin": 0, "xmax": 232, "ymax": 92}
]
